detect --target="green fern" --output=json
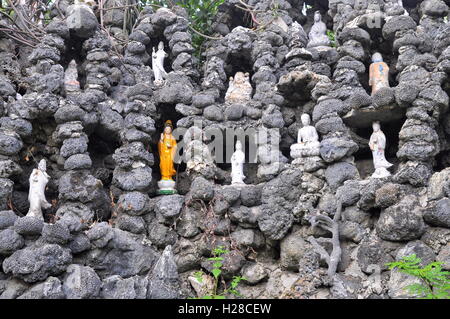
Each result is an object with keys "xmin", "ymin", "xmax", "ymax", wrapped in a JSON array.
[
  {"xmin": 326, "ymin": 30, "xmax": 336, "ymax": 47},
  {"xmin": 192, "ymin": 245, "xmax": 246, "ymax": 299},
  {"xmin": 146, "ymin": 0, "xmax": 225, "ymax": 61},
  {"xmin": 386, "ymin": 254, "xmax": 450, "ymax": 299}
]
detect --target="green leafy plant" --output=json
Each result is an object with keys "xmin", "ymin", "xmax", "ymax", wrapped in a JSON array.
[
  {"xmin": 270, "ymin": 1, "xmax": 280, "ymax": 18},
  {"xmin": 193, "ymin": 245, "xmax": 246, "ymax": 299},
  {"xmin": 193, "ymin": 270, "xmax": 204, "ymax": 283},
  {"xmin": 146, "ymin": 0, "xmax": 225, "ymax": 60},
  {"xmin": 228, "ymin": 275, "xmax": 246, "ymax": 297},
  {"xmin": 326, "ymin": 30, "xmax": 336, "ymax": 47},
  {"xmin": 386, "ymin": 254, "xmax": 450, "ymax": 299}
]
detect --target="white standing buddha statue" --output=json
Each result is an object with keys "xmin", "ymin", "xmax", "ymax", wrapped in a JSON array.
[
  {"xmin": 27, "ymin": 159, "xmax": 51, "ymax": 220},
  {"xmin": 369, "ymin": 121, "xmax": 393, "ymax": 178},
  {"xmin": 152, "ymin": 41, "xmax": 168, "ymax": 86},
  {"xmin": 231, "ymin": 140, "xmax": 246, "ymax": 185}
]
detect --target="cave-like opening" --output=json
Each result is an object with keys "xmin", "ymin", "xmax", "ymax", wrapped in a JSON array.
[{"xmin": 352, "ymin": 117, "xmax": 404, "ymax": 179}]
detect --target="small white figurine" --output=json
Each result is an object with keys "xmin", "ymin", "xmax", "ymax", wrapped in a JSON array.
[
  {"xmin": 307, "ymin": 11, "xmax": 330, "ymax": 48},
  {"xmin": 64, "ymin": 59, "xmax": 80, "ymax": 93},
  {"xmin": 369, "ymin": 121, "xmax": 393, "ymax": 178},
  {"xmin": 290, "ymin": 113, "xmax": 321, "ymax": 158},
  {"xmin": 225, "ymin": 72, "xmax": 252, "ymax": 104},
  {"xmin": 152, "ymin": 41, "xmax": 168, "ymax": 86},
  {"xmin": 27, "ymin": 159, "xmax": 51, "ymax": 220},
  {"xmin": 231, "ymin": 141, "xmax": 245, "ymax": 185},
  {"xmin": 398, "ymin": 0, "xmax": 409, "ymax": 16},
  {"xmin": 302, "ymin": 2, "xmax": 308, "ymax": 16}
]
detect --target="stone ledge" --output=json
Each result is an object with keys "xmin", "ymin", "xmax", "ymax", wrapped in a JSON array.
[{"xmin": 342, "ymin": 104, "xmax": 406, "ymax": 129}]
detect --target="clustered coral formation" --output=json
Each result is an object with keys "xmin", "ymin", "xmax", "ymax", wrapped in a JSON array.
[{"xmin": 0, "ymin": 0, "xmax": 449, "ymax": 299}]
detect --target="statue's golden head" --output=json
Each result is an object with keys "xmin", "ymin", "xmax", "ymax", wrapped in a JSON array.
[{"xmin": 164, "ymin": 120, "xmax": 173, "ymax": 133}]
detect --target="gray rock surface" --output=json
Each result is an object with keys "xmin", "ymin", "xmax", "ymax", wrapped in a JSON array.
[
  {"xmin": 101, "ymin": 275, "xmax": 147, "ymax": 299},
  {"xmin": 66, "ymin": 4, "xmax": 99, "ymax": 38},
  {"xmin": 18, "ymin": 277, "xmax": 65, "ymax": 299},
  {"xmin": 423, "ymin": 198, "xmax": 450, "ymax": 228},
  {"xmin": 14, "ymin": 216, "xmax": 44, "ymax": 236},
  {"xmin": 147, "ymin": 245, "xmax": 180, "ymax": 299},
  {"xmin": 0, "ymin": 211, "xmax": 18, "ymax": 230},
  {"xmin": 376, "ymin": 196, "xmax": 426, "ymax": 242},
  {"xmin": 0, "ymin": 1, "xmax": 448, "ymax": 300},
  {"xmin": 280, "ymin": 230, "xmax": 311, "ymax": 271},
  {"xmin": 3, "ymin": 244, "xmax": 72, "ymax": 283},
  {"xmin": 62, "ymin": 264, "xmax": 102, "ymax": 299},
  {"xmin": 0, "ymin": 228, "xmax": 24, "ymax": 255}
]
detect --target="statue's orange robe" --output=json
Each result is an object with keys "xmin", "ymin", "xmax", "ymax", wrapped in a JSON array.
[
  {"xmin": 158, "ymin": 134, "xmax": 177, "ymax": 180},
  {"xmin": 369, "ymin": 61, "xmax": 389, "ymax": 95}
]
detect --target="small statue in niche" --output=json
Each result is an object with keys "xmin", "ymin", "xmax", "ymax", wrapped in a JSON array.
[
  {"xmin": 64, "ymin": 59, "xmax": 80, "ymax": 93},
  {"xmin": 397, "ymin": 0, "xmax": 409, "ymax": 16},
  {"xmin": 225, "ymin": 72, "xmax": 252, "ymax": 104},
  {"xmin": 184, "ymin": 126, "xmax": 215, "ymax": 175},
  {"xmin": 307, "ymin": 11, "xmax": 330, "ymax": 48},
  {"xmin": 27, "ymin": 159, "xmax": 51, "ymax": 220},
  {"xmin": 231, "ymin": 140, "xmax": 246, "ymax": 185},
  {"xmin": 369, "ymin": 52, "xmax": 390, "ymax": 95},
  {"xmin": 290, "ymin": 113, "xmax": 321, "ymax": 158},
  {"xmin": 369, "ymin": 121, "xmax": 393, "ymax": 178},
  {"xmin": 152, "ymin": 41, "xmax": 168, "ymax": 86},
  {"xmin": 158, "ymin": 120, "xmax": 178, "ymax": 194},
  {"xmin": 302, "ymin": 2, "xmax": 308, "ymax": 16}
]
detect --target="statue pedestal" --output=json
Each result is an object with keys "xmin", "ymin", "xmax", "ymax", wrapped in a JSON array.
[
  {"xmin": 154, "ymin": 80, "xmax": 165, "ymax": 87},
  {"xmin": 231, "ymin": 181, "xmax": 246, "ymax": 187},
  {"xmin": 371, "ymin": 167, "xmax": 391, "ymax": 179},
  {"xmin": 292, "ymin": 156, "xmax": 325, "ymax": 173},
  {"xmin": 157, "ymin": 179, "xmax": 177, "ymax": 195},
  {"xmin": 290, "ymin": 143, "xmax": 323, "ymax": 172},
  {"xmin": 224, "ymin": 183, "xmax": 248, "ymax": 189},
  {"xmin": 290, "ymin": 143, "xmax": 320, "ymax": 158}
]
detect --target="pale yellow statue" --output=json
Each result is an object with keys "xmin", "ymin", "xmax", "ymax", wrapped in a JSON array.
[
  {"xmin": 225, "ymin": 72, "xmax": 252, "ymax": 103},
  {"xmin": 158, "ymin": 120, "xmax": 177, "ymax": 181},
  {"xmin": 369, "ymin": 52, "xmax": 389, "ymax": 95}
]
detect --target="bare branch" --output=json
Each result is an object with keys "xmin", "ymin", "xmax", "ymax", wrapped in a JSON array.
[
  {"xmin": 307, "ymin": 200, "xmax": 343, "ymax": 279},
  {"xmin": 308, "ymin": 236, "xmax": 330, "ymax": 264},
  {"xmin": 188, "ymin": 25, "xmax": 222, "ymax": 40}
]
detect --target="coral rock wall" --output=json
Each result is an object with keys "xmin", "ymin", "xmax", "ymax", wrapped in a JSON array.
[{"xmin": 0, "ymin": 0, "xmax": 449, "ymax": 299}]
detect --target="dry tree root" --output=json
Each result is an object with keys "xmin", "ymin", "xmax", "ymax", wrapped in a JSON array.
[
  {"xmin": 0, "ymin": 0, "xmax": 54, "ymax": 47},
  {"xmin": 307, "ymin": 199, "xmax": 343, "ymax": 280}
]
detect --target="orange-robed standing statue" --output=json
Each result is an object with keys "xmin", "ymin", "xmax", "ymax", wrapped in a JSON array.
[
  {"xmin": 369, "ymin": 52, "xmax": 390, "ymax": 96},
  {"xmin": 157, "ymin": 120, "xmax": 178, "ymax": 194}
]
